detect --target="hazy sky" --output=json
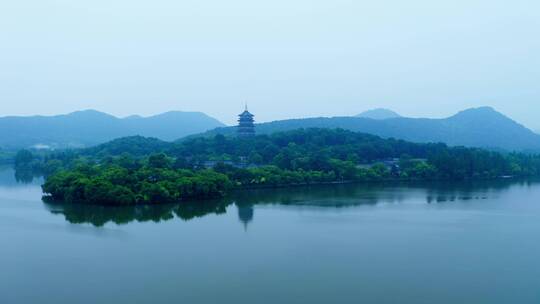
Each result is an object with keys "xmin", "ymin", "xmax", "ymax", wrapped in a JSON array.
[{"xmin": 1, "ymin": 0, "xmax": 539, "ymax": 127}]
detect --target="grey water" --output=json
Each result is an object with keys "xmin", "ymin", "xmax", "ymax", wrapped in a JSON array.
[{"xmin": 2, "ymin": 168, "xmax": 540, "ymax": 304}]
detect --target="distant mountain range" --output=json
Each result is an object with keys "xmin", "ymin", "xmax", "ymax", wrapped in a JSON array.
[
  {"xmin": 2, "ymin": 106, "xmax": 539, "ymax": 153},
  {"xmin": 356, "ymin": 108, "xmax": 401, "ymax": 120},
  {"xmin": 0, "ymin": 110, "xmax": 224, "ymax": 149},
  {"xmin": 198, "ymin": 107, "xmax": 540, "ymax": 152}
]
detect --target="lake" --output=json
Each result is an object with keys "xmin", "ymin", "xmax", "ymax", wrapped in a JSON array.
[{"xmin": 2, "ymin": 168, "xmax": 540, "ymax": 304}]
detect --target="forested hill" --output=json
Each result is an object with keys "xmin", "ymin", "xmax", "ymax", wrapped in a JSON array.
[
  {"xmin": 23, "ymin": 128, "xmax": 540, "ymax": 180},
  {"xmin": 0, "ymin": 110, "xmax": 225, "ymax": 149},
  {"xmin": 194, "ymin": 107, "xmax": 540, "ymax": 152},
  {"xmin": 21, "ymin": 128, "xmax": 540, "ymax": 205}
]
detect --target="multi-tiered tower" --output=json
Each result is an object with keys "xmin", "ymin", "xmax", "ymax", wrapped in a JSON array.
[{"xmin": 237, "ymin": 105, "xmax": 255, "ymax": 137}]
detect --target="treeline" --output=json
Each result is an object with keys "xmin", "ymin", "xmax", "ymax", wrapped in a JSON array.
[
  {"xmin": 17, "ymin": 129, "xmax": 446, "ymax": 171},
  {"xmin": 43, "ymin": 158, "xmax": 231, "ymax": 205},
  {"xmin": 13, "ymin": 128, "xmax": 540, "ymax": 205}
]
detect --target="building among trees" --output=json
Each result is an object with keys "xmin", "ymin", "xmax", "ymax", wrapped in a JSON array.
[{"xmin": 237, "ymin": 105, "xmax": 255, "ymax": 137}]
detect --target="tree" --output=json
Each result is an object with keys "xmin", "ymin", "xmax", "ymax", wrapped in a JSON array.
[{"xmin": 148, "ymin": 153, "xmax": 172, "ymax": 169}]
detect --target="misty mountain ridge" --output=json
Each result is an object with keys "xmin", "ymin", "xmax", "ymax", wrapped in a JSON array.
[
  {"xmin": 199, "ymin": 106, "xmax": 540, "ymax": 152},
  {"xmin": 2, "ymin": 106, "xmax": 539, "ymax": 153},
  {"xmin": 0, "ymin": 110, "xmax": 225, "ymax": 149},
  {"xmin": 356, "ymin": 108, "xmax": 401, "ymax": 120}
]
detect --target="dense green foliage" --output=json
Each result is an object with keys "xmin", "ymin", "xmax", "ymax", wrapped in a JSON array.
[
  {"xmin": 17, "ymin": 128, "xmax": 540, "ymax": 205},
  {"xmin": 43, "ymin": 155, "xmax": 232, "ymax": 205},
  {"xmin": 175, "ymin": 128, "xmax": 439, "ymax": 166}
]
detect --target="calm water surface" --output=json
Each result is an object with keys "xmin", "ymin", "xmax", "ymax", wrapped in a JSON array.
[{"xmin": 2, "ymin": 168, "xmax": 540, "ymax": 304}]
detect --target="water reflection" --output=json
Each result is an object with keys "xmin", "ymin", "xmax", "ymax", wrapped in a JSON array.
[
  {"xmin": 237, "ymin": 204, "xmax": 254, "ymax": 230},
  {"xmin": 44, "ymin": 199, "xmax": 229, "ymax": 227},
  {"xmin": 42, "ymin": 179, "xmax": 537, "ymax": 227},
  {"xmin": 423, "ymin": 179, "xmax": 537, "ymax": 203},
  {"xmin": 14, "ymin": 169, "xmax": 36, "ymax": 184},
  {"xmin": 0, "ymin": 167, "xmax": 43, "ymax": 186}
]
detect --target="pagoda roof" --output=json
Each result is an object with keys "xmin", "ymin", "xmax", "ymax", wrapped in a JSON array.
[{"xmin": 238, "ymin": 110, "xmax": 254, "ymax": 117}]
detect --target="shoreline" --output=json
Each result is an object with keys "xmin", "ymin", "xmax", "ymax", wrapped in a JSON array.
[{"xmin": 41, "ymin": 175, "xmax": 537, "ymax": 207}]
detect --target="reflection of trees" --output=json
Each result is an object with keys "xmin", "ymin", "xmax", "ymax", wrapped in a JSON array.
[
  {"xmin": 422, "ymin": 179, "xmax": 517, "ymax": 203},
  {"xmin": 14, "ymin": 168, "xmax": 35, "ymax": 184},
  {"xmin": 44, "ymin": 179, "xmax": 535, "ymax": 227},
  {"xmin": 232, "ymin": 183, "xmax": 415, "ymax": 208},
  {"xmin": 44, "ymin": 198, "xmax": 232, "ymax": 227},
  {"xmin": 174, "ymin": 199, "xmax": 229, "ymax": 221},
  {"xmin": 13, "ymin": 166, "xmax": 48, "ymax": 185},
  {"xmin": 234, "ymin": 180, "xmax": 518, "ymax": 207},
  {"xmin": 231, "ymin": 180, "xmax": 521, "ymax": 222}
]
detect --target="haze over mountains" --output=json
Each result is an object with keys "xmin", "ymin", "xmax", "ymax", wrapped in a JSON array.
[
  {"xmin": 201, "ymin": 107, "xmax": 540, "ymax": 152},
  {"xmin": 356, "ymin": 109, "xmax": 401, "ymax": 120},
  {"xmin": 0, "ymin": 110, "xmax": 224, "ymax": 149},
  {"xmin": 1, "ymin": 106, "xmax": 539, "ymax": 152}
]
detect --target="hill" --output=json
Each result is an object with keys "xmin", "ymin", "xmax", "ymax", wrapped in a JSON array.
[
  {"xmin": 195, "ymin": 107, "xmax": 540, "ymax": 152},
  {"xmin": 28, "ymin": 128, "xmax": 540, "ymax": 205},
  {"xmin": 82, "ymin": 136, "xmax": 172, "ymax": 157},
  {"xmin": 0, "ymin": 110, "xmax": 225, "ymax": 149},
  {"xmin": 356, "ymin": 108, "xmax": 401, "ymax": 120}
]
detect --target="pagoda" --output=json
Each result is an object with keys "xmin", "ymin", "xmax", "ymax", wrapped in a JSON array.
[{"xmin": 237, "ymin": 105, "xmax": 256, "ymax": 137}]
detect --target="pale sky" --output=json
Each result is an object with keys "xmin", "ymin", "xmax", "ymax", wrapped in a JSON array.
[{"xmin": 1, "ymin": 0, "xmax": 539, "ymax": 128}]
